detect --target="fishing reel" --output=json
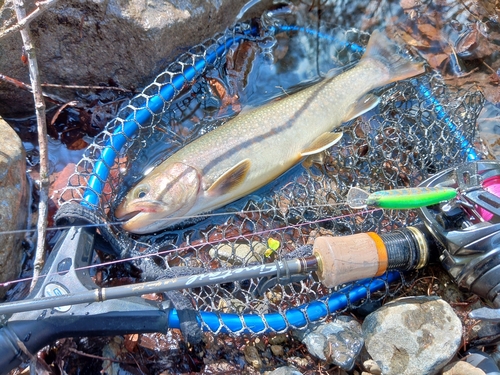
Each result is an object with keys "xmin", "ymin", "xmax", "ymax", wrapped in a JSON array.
[
  {"xmin": 417, "ymin": 160, "xmax": 500, "ymax": 321},
  {"xmin": 306, "ymin": 160, "xmax": 500, "ymax": 327}
]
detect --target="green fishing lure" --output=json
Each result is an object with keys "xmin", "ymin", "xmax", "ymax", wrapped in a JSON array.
[{"xmin": 347, "ymin": 186, "xmax": 457, "ymax": 210}]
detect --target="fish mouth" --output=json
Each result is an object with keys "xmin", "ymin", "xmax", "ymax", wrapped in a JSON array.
[
  {"xmin": 114, "ymin": 201, "xmax": 172, "ymax": 234},
  {"xmin": 117, "ymin": 210, "xmax": 174, "ymax": 234},
  {"xmin": 114, "ymin": 200, "xmax": 164, "ymax": 221},
  {"xmin": 114, "ymin": 210, "xmax": 141, "ymax": 222}
]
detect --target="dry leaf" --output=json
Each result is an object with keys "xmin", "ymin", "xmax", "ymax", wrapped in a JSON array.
[
  {"xmin": 417, "ymin": 23, "xmax": 443, "ymax": 41},
  {"xmin": 426, "ymin": 53, "xmax": 449, "ymax": 69}
]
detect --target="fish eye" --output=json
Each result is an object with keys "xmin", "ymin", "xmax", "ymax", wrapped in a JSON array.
[{"xmin": 134, "ymin": 185, "xmax": 149, "ymax": 199}]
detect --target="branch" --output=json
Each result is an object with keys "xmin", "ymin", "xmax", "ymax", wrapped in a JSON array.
[
  {"xmin": 0, "ymin": 73, "xmax": 68, "ymax": 104},
  {"xmin": 0, "ymin": 0, "xmax": 58, "ymax": 40},
  {"xmin": 14, "ymin": 0, "xmax": 49, "ymax": 291},
  {"xmin": 0, "ymin": 73, "xmax": 134, "ymax": 104}
]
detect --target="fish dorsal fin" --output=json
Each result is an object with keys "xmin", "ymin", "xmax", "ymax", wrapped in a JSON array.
[
  {"xmin": 342, "ymin": 93, "xmax": 380, "ymax": 122},
  {"xmin": 207, "ymin": 158, "xmax": 251, "ymax": 195},
  {"xmin": 301, "ymin": 132, "xmax": 343, "ymax": 156}
]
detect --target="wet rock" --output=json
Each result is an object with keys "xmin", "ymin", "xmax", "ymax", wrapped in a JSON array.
[
  {"xmin": 0, "ymin": 117, "xmax": 27, "ymax": 298},
  {"xmin": 254, "ymin": 337, "xmax": 266, "ymax": 352},
  {"xmin": 303, "ymin": 332, "xmax": 327, "ymax": 360},
  {"xmin": 269, "ymin": 333, "xmax": 288, "ymax": 345},
  {"xmin": 363, "ymin": 359, "xmax": 382, "ymax": 375},
  {"xmin": 270, "ymin": 344, "xmax": 284, "ymax": 357},
  {"xmin": 362, "ymin": 296, "xmax": 462, "ymax": 375},
  {"xmin": 463, "ymin": 349, "xmax": 499, "ymax": 375},
  {"xmin": 300, "ymin": 316, "xmax": 364, "ymax": 370},
  {"xmin": 267, "ymin": 366, "xmax": 303, "ymax": 375},
  {"xmin": 442, "ymin": 360, "xmax": 486, "ymax": 375},
  {"xmin": 201, "ymin": 361, "xmax": 243, "ymax": 374},
  {"xmin": 467, "ymin": 314, "xmax": 500, "ymax": 345},
  {"xmin": 102, "ymin": 336, "xmax": 129, "ymax": 375},
  {"xmin": 286, "ymin": 356, "xmax": 309, "ymax": 369},
  {"xmin": 0, "ymin": 0, "xmax": 273, "ymax": 117},
  {"xmin": 244, "ymin": 345, "xmax": 263, "ymax": 369}
]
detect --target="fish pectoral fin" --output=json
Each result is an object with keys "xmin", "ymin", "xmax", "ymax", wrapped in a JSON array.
[
  {"xmin": 207, "ymin": 158, "xmax": 251, "ymax": 196},
  {"xmin": 302, "ymin": 151, "xmax": 327, "ymax": 169},
  {"xmin": 342, "ymin": 93, "xmax": 380, "ymax": 122},
  {"xmin": 301, "ymin": 132, "xmax": 343, "ymax": 156}
]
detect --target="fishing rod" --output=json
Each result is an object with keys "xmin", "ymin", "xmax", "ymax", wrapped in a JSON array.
[
  {"xmin": 0, "ymin": 221, "xmax": 432, "ymax": 317},
  {"xmin": 0, "ymin": 212, "xmax": 406, "ymax": 374},
  {"xmin": 1, "ymin": 161, "xmax": 495, "ymax": 318},
  {"xmin": 0, "ymin": 186, "xmax": 452, "ymax": 291}
]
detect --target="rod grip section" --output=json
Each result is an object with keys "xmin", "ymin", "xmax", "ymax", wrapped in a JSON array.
[{"xmin": 313, "ymin": 233, "xmax": 387, "ymax": 288}]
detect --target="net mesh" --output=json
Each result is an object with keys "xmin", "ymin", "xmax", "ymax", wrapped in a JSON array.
[{"xmin": 57, "ymin": 18, "xmax": 484, "ymax": 333}]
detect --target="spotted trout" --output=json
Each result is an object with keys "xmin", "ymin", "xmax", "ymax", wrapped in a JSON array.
[{"xmin": 115, "ymin": 30, "xmax": 425, "ymax": 234}]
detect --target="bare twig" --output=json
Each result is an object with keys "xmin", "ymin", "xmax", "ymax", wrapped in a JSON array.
[
  {"xmin": 0, "ymin": 0, "xmax": 58, "ymax": 40},
  {"xmin": 0, "ymin": 73, "xmax": 133, "ymax": 105},
  {"xmin": 67, "ymin": 347, "xmax": 137, "ymax": 364},
  {"xmin": 0, "ymin": 73, "xmax": 67, "ymax": 104},
  {"xmin": 42, "ymin": 83, "xmax": 134, "ymax": 93},
  {"xmin": 14, "ymin": 0, "xmax": 49, "ymax": 291},
  {"xmin": 50, "ymin": 100, "xmax": 78, "ymax": 126}
]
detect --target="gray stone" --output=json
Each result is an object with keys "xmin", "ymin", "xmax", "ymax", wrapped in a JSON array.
[
  {"xmin": 0, "ymin": 0, "xmax": 273, "ymax": 116},
  {"xmin": 269, "ymin": 333, "xmax": 288, "ymax": 345},
  {"xmin": 300, "ymin": 317, "xmax": 364, "ymax": 370},
  {"xmin": 267, "ymin": 366, "xmax": 303, "ymax": 375},
  {"xmin": 363, "ymin": 359, "xmax": 382, "ymax": 375},
  {"xmin": 209, "ymin": 241, "xmax": 267, "ymax": 265},
  {"xmin": 362, "ymin": 296, "xmax": 462, "ymax": 375},
  {"xmin": 442, "ymin": 360, "xmax": 486, "ymax": 375},
  {"xmin": 321, "ymin": 318, "xmax": 364, "ymax": 370},
  {"xmin": 0, "ymin": 117, "xmax": 27, "ymax": 298},
  {"xmin": 244, "ymin": 345, "xmax": 263, "ymax": 369},
  {"xmin": 303, "ymin": 331, "xmax": 327, "ymax": 361},
  {"xmin": 270, "ymin": 344, "xmax": 284, "ymax": 357}
]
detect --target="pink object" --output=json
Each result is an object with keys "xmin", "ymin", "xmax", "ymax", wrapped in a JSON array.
[{"xmin": 477, "ymin": 176, "xmax": 500, "ymax": 221}]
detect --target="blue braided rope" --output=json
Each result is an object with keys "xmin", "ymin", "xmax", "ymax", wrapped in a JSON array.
[{"xmin": 167, "ymin": 271, "xmax": 400, "ymax": 333}]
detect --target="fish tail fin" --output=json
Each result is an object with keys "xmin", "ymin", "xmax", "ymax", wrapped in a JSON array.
[{"xmin": 361, "ymin": 30, "xmax": 425, "ymax": 83}]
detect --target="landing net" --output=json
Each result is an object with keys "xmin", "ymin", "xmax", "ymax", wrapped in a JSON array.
[{"xmin": 57, "ymin": 20, "xmax": 484, "ymax": 334}]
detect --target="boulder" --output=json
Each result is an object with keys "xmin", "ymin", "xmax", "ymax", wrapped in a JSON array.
[
  {"xmin": 362, "ymin": 296, "xmax": 462, "ymax": 375},
  {"xmin": 0, "ymin": 117, "xmax": 27, "ymax": 298},
  {"xmin": 0, "ymin": 0, "xmax": 272, "ymax": 116}
]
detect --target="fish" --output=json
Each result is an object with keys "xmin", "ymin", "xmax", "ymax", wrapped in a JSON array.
[{"xmin": 114, "ymin": 30, "xmax": 425, "ymax": 234}]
